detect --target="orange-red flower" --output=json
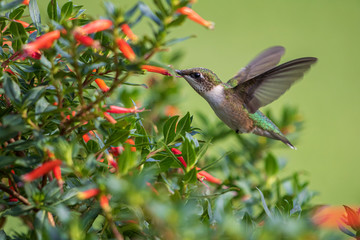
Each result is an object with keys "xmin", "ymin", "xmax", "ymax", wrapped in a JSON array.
[
  {"xmin": 52, "ymin": 166, "xmax": 62, "ymax": 181},
  {"xmin": 141, "ymin": 65, "xmax": 171, "ymax": 76},
  {"xmin": 94, "ymin": 78, "xmax": 110, "ymax": 92},
  {"xmin": 197, "ymin": 169, "xmax": 222, "ymax": 185},
  {"xmin": 104, "ymin": 112, "xmax": 117, "ymax": 124},
  {"xmin": 74, "ymin": 33, "xmax": 100, "ymax": 49},
  {"xmin": 176, "ymin": 7, "xmax": 214, "ymax": 29},
  {"xmin": 78, "ymin": 188, "xmax": 100, "ymax": 200},
  {"xmin": 125, "ymin": 139, "xmax": 136, "ymax": 152},
  {"xmin": 165, "ymin": 105, "xmax": 179, "ymax": 117},
  {"xmin": 100, "ymin": 194, "xmax": 111, "ymax": 212},
  {"xmin": 171, "ymin": 148, "xmax": 187, "ymax": 168},
  {"xmin": 83, "ymin": 133, "xmax": 91, "ymax": 143},
  {"xmin": 22, "ymin": 30, "xmax": 61, "ymax": 58},
  {"xmin": 22, "ymin": 0, "xmax": 29, "ymax": 5},
  {"xmin": 106, "ymin": 105, "xmax": 144, "ymax": 114},
  {"xmin": 121, "ymin": 24, "xmax": 138, "ymax": 41},
  {"xmin": 116, "ymin": 38, "xmax": 136, "ymax": 61},
  {"xmin": 109, "ymin": 146, "xmax": 124, "ymax": 157},
  {"xmin": 14, "ymin": 20, "xmax": 34, "ymax": 33},
  {"xmin": 312, "ymin": 205, "xmax": 360, "ymax": 231},
  {"xmin": 79, "ymin": 19, "xmax": 113, "ymax": 35},
  {"xmin": 343, "ymin": 205, "xmax": 360, "ymax": 231},
  {"xmin": 83, "ymin": 131, "xmax": 96, "ymax": 143},
  {"xmin": 22, "ymin": 160, "xmax": 62, "ymax": 182}
]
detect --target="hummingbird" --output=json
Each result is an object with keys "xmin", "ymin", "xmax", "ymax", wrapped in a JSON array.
[{"xmin": 175, "ymin": 46, "xmax": 317, "ymax": 149}]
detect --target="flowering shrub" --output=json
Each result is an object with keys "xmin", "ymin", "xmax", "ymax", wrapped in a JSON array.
[{"xmin": 0, "ymin": 0, "xmax": 353, "ymax": 239}]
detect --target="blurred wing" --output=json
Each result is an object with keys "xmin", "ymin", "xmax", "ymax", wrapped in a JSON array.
[
  {"xmin": 227, "ymin": 46, "xmax": 285, "ymax": 87},
  {"xmin": 236, "ymin": 57, "xmax": 317, "ymax": 113}
]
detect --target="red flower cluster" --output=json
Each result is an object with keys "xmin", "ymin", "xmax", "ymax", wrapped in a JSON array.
[
  {"xmin": 171, "ymin": 148, "xmax": 222, "ymax": 185},
  {"xmin": 22, "ymin": 30, "xmax": 61, "ymax": 59},
  {"xmin": 74, "ymin": 19, "xmax": 113, "ymax": 48},
  {"xmin": 22, "ymin": 160, "xmax": 62, "ymax": 182}
]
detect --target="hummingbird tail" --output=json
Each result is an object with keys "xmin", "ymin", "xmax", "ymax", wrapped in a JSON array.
[{"xmin": 252, "ymin": 127, "xmax": 296, "ymax": 150}]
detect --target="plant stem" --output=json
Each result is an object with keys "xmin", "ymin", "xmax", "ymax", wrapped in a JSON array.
[{"xmin": 0, "ymin": 183, "xmax": 31, "ymax": 206}]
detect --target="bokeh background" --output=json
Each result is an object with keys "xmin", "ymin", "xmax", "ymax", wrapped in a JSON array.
[{"xmin": 41, "ymin": 0, "xmax": 360, "ymax": 205}]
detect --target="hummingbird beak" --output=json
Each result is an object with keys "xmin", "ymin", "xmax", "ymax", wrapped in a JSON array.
[{"xmin": 175, "ymin": 69, "xmax": 184, "ymax": 76}]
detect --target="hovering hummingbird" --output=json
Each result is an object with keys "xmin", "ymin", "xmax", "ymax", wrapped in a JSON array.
[{"xmin": 175, "ymin": 46, "xmax": 317, "ymax": 149}]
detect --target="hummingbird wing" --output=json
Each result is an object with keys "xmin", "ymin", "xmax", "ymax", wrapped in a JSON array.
[
  {"xmin": 226, "ymin": 46, "xmax": 285, "ymax": 87},
  {"xmin": 235, "ymin": 57, "xmax": 317, "ymax": 114}
]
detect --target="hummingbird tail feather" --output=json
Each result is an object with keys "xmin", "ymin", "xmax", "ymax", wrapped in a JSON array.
[{"xmin": 252, "ymin": 127, "xmax": 296, "ymax": 149}]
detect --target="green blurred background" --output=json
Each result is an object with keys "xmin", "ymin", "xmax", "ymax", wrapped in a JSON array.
[{"xmin": 41, "ymin": 0, "xmax": 360, "ymax": 205}]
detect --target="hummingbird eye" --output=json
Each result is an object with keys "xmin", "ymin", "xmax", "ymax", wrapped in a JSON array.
[{"xmin": 190, "ymin": 72, "xmax": 201, "ymax": 79}]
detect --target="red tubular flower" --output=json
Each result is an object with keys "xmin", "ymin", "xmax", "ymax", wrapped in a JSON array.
[
  {"xmin": 141, "ymin": 65, "xmax": 172, "ymax": 76},
  {"xmin": 109, "ymin": 146, "xmax": 124, "ymax": 157},
  {"xmin": 125, "ymin": 139, "xmax": 136, "ymax": 152},
  {"xmin": 22, "ymin": 30, "xmax": 61, "ymax": 58},
  {"xmin": 94, "ymin": 78, "xmax": 110, "ymax": 92},
  {"xmin": 100, "ymin": 195, "xmax": 111, "ymax": 212},
  {"xmin": 116, "ymin": 38, "xmax": 136, "ymax": 61},
  {"xmin": 176, "ymin": 7, "xmax": 214, "ymax": 29},
  {"xmin": 104, "ymin": 112, "xmax": 117, "ymax": 124},
  {"xmin": 83, "ymin": 133, "xmax": 91, "ymax": 143},
  {"xmin": 78, "ymin": 188, "xmax": 100, "ymax": 200},
  {"xmin": 106, "ymin": 105, "xmax": 144, "ymax": 114},
  {"xmin": 74, "ymin": 33, "xmax": 100, "ymax": 49},
  {"xmin": 22, "ymin": 160, "xmax": 62, "ymax": 182},
  {"xmin": 14, "ymin": 20, "xmax": 34, "ymax": 34},
  {"xmin": 171, "ymin": 148, "xmax": 187, "ymax": 168},
  {"xmin": 22, "ymin": 0, "xmax": 29, "ymax": 5},
  {"xmin": 121, "ymin": 24, "xmax": 138, "ymax": 41},
  {"xmin": 83, "ymin": 131, "xmax": 96, "ymax": 143},
  {"xmin": 80, "ymin": 19, "xmax": 113, "ymax": 34},
  {"xmin": 197, "ymin": 170, "xmax": 222, "ymax": 185},
  {"xmin": 52, "ymin": 166, "xmax": 62, "ymax": 181}
]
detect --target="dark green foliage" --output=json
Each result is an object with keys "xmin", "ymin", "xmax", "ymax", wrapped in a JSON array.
[{"xmin": 0, "ymin": 1, "xmax": 348, "ymax": 239}]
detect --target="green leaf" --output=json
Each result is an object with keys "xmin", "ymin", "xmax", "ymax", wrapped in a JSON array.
[
  {"xmin": 47, "ymin": 0, "xmax": 58, "ymax": 21},
  {"xmin": 0, "ymin": 0, "xmax": 23, "ymax": 12},
  {"xmin": 0, "ymin": 114, "xmax": 26, "ymax": 142},
  {"xmin": 9, "ymin": 5, "xmax": 26, "ymax": 20},
  {"xmin": 9, "ymin": 21, "xmax": 27, "ymax": 50},
  {"xmin": 257, "ymin": 187, "xmax": 273, "ymax": 220},
  {"xmin": 182, "ymin": 137, "xmax": 196, "ymax": 168},
  {"xmin": 162, "ymin": 142, "xmax": 185, "ymax": 170},
  {"xmin": 265, "ymin": 153, "xmax": 279, "ymax": 176},
  {"xmin": 0, "ymin": 205, "xmax": 34, "ymax": 217},
  {"xmin": 175, "ymin": 112, "xmax": 191, "ymax": 137},
  {"xmin": 3, "ymin": 74, "xmax": 21, "ymax": 106},
  {"xmin": 0, "ymin": 156, "xmax": 19, "ymax": 168},
  {"xmin": 138, "ymin": 1, "xmax": 162, "ymax": 26},
  {"xmin": 29, "ymin": 0, "xmax": 41, "ymax": 32},
  {"xmin": 183, "ymin": 167, "xmax": 197, "ymax": 184},
  {"xmin": 22, "ymin": 86, "xmax": 45, "ymax": 108},
  {"xmin": 60, "ymin": 1, "xmax": 73, "ymax": 22},
  {"xmin": 81, "ymin": 207, "xmax": 102, "ymax": 232},
  {"xmin": 163, "ymin": 115, "xmax": 178, "ymax": 144},
  {"xmin": 86, "ymin": 140, "xmax": 100, "ymax": 154},
  {"xmin": 194, "ymin": 138, "xmax": 211, "ymax": 164},
  {"xmin": 105, "ymin": 129, "xmax": 130, "ymax": 147}
]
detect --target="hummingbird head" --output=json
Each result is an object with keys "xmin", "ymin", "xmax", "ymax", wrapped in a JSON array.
[{"xmin": 175, "ymin": 68, "xmax": 221, "ymax": 94}]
